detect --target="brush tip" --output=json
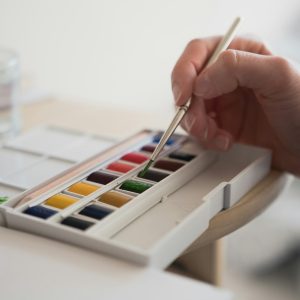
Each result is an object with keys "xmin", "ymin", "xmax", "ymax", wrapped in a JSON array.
[{"xmin": 140, "ymin": 160, "xmax": 154, "ymax": 177}]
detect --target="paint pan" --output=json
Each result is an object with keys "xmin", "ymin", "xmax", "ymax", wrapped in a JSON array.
[
  {"xmin": 67, "ymin": 182, "xmax": 100, "ymax": 196},
  {"xmin": 61, "ymin": 216, "xmax": 94, "ymax": 230},
  {"xmin": 119, "ymin": 180, "xmax": 152, "ymax": 194},
  {"xmin": 137, "ymin": 168, "xmax": 169, "ymax": 182},
  {"xmin": 106, "ymin": 161, "xmax": 136, "ymax": 173},
  {"xmin": 168, "ymin": 151, "xmax": 195, "ymax": 162},
  {"xmin": 153, "ymin": 159, "xmax": 185, "ymax": 172},
  {"xmin": 98, "ymin": 191, "xmax": 132, "ymax": 208},
  {"xmin": 140, "ymin": 145, "xmax": 156, "ymax": 153},
  {"xmin": 44, "ymin": 194, "xmax": 78, "ymax": 209},
  {"xmin": 24, "ymin": 205, "xmax": 57, "ymax": 219},
  {"xmin": 79, "ymin": 204, "xmax": 112, "ymax": 220},
  {"xmin": 152, "ymin": 134, "xmax": 175, "ymax": 145},
  {"xmin": 121, "ymin": 152, "xmax": 149, "ymax": 164},
  {"xmin": 86, "ymin": 171, "xmax": 118, "ymax": 185}
]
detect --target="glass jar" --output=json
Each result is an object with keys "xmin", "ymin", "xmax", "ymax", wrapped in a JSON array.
[{"xmin": 0, "ymin": 48, "xmax": 21, "ymax": 139}]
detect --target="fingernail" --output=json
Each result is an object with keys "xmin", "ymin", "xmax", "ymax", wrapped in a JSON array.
[
  {"xmin": 172, "ymin": 84, "xmax": 181, "ymax": 104},
  {"xmin": 214, "ymin": 135, "xmax": 229, "ymax": 150},
  {"xmin": 184, "ymin": 114, "xmax": 196, "ymax": 132}
]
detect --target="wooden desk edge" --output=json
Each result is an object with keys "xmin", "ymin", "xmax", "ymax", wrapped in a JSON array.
[{"xmin": 184, "ymin": 170, "xmax": 290, "ymax": 254}]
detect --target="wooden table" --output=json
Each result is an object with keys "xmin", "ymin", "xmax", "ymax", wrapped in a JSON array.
[{"xmin": 21, "ymin": 99, "xmax": 289, "ymax": 285}]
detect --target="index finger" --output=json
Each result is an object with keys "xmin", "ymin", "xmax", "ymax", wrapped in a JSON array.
[{"xmin": 171, "ymin": 36, "xmax": 221, "ymax": 105}]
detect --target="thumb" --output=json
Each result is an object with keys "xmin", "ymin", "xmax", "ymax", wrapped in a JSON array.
[{"xmin": 193, "ymin": 49, "xmax": 298, "ymax": 101}]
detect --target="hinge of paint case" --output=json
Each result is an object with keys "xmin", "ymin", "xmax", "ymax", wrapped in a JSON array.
[
  {"xmin": 223, "ymin": 184, "xmax": 231, "ymax": 209},
  {"xmin": 160, "ymin": 195, "xmax": 168, "ymax": 203}
]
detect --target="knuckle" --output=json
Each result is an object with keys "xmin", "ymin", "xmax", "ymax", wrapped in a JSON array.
[
  {"xmin": 271, "ymin": 56, "xmax": 295, "ymax": 86},
  {"xmin": 219, "ymin": 50, "xmax": 239, "ymax": 70},
  {"xmin": 186, "ymin": 38, "xmax": 204, "ymax": 51},
  {"xmin": 271, "ymin": 56, "xmax": 291, "ymax": 74},
  {"xmin": 187, "ymin": 38, "xmax": 203, "ymax": 48},
  {"xmin": 258, "ymin": 42, "xmax": 272, "ymax": 55}
]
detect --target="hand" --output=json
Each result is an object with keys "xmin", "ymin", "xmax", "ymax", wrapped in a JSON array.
[{"xmin": 171, "ymin": 36, "xmax": 300, "ymax": 176}]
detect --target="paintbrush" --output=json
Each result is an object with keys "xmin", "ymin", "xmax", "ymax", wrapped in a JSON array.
[{"xmin": 140, "ymin": 17, "xmax": 241, "ymax": 177}]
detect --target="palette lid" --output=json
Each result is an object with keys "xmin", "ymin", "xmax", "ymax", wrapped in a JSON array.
[{"xmin": 0, "ymin": 126, "xmax": 117, "ymax": 209}]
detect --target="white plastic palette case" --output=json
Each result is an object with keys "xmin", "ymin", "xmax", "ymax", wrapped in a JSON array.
[
  {"xmin": 0, "ymin": 127, "xmax": 272, "ymax": 269},
  {"xmin": 0, "ymin": 126, "xmax": 116, "ymax": 195}
]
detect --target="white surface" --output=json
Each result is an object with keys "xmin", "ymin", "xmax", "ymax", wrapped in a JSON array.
[
  {"xmin": 6, "ymin": 126, "xmax": 116, "ymax": 161},
  {"xmin": 226, "ymin": 175, "xmax": 300, "ymax": 272},
  {"xmin": 223, "ymin": 178, "xmax": 300, "ymax": 300},
  {"xmin": 0, "ymin": 147, "xmax": 41, "ymax": 178},
  {"xmin": 0, "ymin": 184, "xmax": 24, "ymax": 197},
  {"xmin": 0, "ymin": 227, "xmax": 232, "ymax": 300},
  {"xmin": 6, "ymin": 126, "xmax": 85, "ymax": 156},
  {"xmin": 57, "ymin": 137, "xmax": 115, "ymax": 161},
  {"xmin": 5, "ymin": 158, "xmax": 73, "ymax": 188},
  {"xmin": 1, "ymin": 1, "xmax": 300, "ymax": 112},
  {"xmin": 0, "ymin": 126, "xmax": 116, "ymax": 199}
]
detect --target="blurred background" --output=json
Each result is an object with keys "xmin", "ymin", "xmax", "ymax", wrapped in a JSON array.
[
  {"xmin": 1, "ymin": 0, "xmax": 300, "ymax": 299},
  {"xmin": 1, "ymin": 0, "xmax": 300, "ymax": 112}
]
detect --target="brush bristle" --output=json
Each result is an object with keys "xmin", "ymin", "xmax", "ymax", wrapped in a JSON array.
[{"xmin": 140, "ymin": 160, "xmax": 154, "ymax": 177}]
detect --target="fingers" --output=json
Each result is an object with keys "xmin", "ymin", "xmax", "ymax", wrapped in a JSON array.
[
  {"xmin": 193, "ymin": 49, "xmax": 299, "ymax": 101},
  {"xmin": 181, "ymin": 95, "xmax": 233, "ymax": 151},
  {"xmin": 171, "ymin": 37, "xmax": 221, "ymax": 105},
  {"xmin": 172, "ymin": 36, "xmax": 278, "ymax": 151},
  {"xmin": 181, "ymin": 96, "xmax": 208, "ymax": 138},
  {"xmin": 229, "ymin": 36, "xmax": 272, "ymax": 55},
  {"xmin": 171, "ymin": 36, "xmax": 271, "ymax": 106}
]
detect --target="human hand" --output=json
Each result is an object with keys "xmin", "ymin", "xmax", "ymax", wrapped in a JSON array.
[{"xmin": 171, "ymin": 36, "xmax": 300, "ymax": 175}]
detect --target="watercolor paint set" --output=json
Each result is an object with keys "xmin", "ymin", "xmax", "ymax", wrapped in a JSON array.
[{"xmin": 0, "ymin": 126, "xmax": 271, "ymax": 268}]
